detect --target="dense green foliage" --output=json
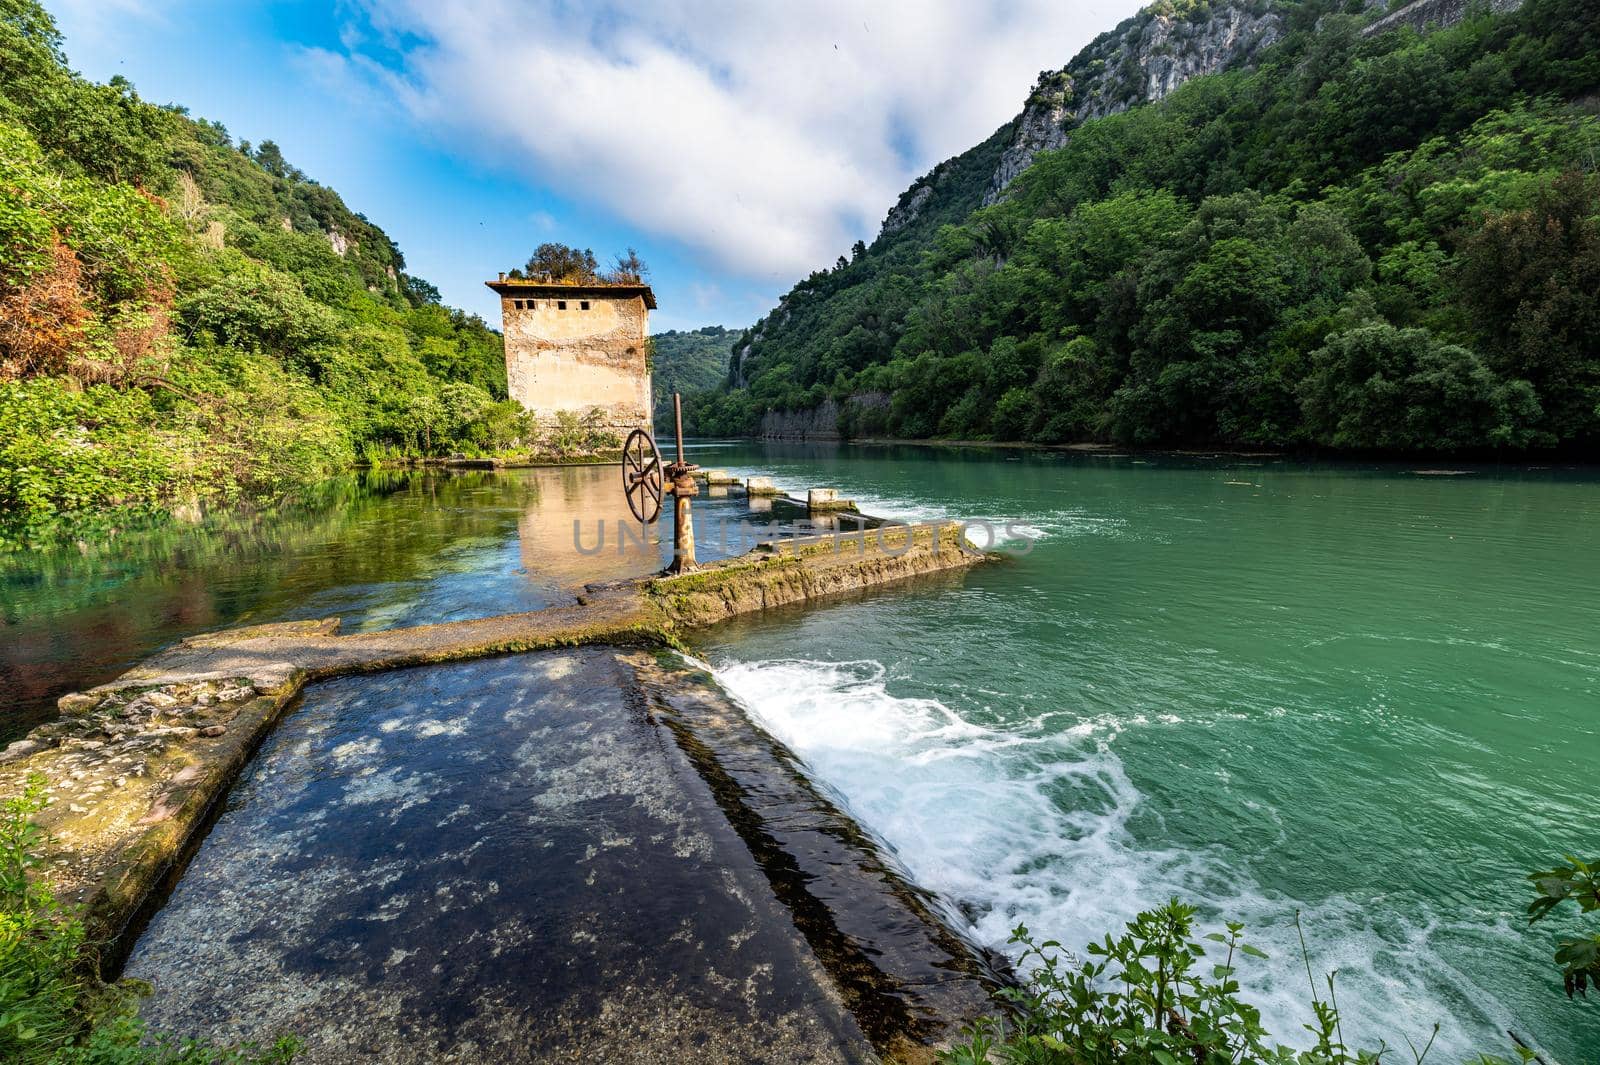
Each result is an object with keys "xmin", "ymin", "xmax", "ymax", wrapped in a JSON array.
[
  {"xmin": 1, "ymin": 781, "xmax": 296, "ymax": 1063},
  {"xmin": 696, "ymin": 0, "xmax": 1600, "ymax": 454},
  {"xmin": 0, "ymin": 0, "xmax": 514, "ymax": 545},
  {"xmin": 650, "ymin": 326, "xmax": 732, "ymax": 425},
  {"xmin": 942, "ymin": 902, "xmax": 1513, "ymax": 1065},
  {"xmin": 1528, "ymin": 856, "xmax": 1600, "ymax": 999}
]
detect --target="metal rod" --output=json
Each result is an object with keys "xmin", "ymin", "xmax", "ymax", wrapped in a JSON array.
[{"xmin": 673, "ymin": 393, "xmax": 685, "ymax": 465}]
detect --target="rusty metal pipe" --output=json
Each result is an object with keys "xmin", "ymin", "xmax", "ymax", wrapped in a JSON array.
[{"xmin": 673, "ymin": 393, "xmax": 686, "ymax": 466}]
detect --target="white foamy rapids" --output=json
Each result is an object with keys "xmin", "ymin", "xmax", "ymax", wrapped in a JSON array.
[{"xmin": 705, "ymin": 656, "xmax": 1517, "ymax": 1060}]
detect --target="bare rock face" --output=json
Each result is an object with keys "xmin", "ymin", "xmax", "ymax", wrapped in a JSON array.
[
  {"xmin": 878, "ymin": 183, "xmax": 936, "ymax": 239},
  {"xmin": 983, "ymin": 1, "xmax": 1283, "ymax": 206},
  {"xmin": 1361, "ymin": 0, "xmax": 1522, "ymax": 37},
  {"xmin": 984, "ymin": 73, "xmax": 1077, "ymax": 205}
]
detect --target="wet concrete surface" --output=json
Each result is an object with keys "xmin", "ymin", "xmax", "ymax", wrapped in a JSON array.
[
  {"xmin": 633, "ymin": 654, "xmax": 1004, "ymax": 1055},
  {"xmin": 124, "ymin": 649, "xmax": 876, "ymax": 1063}
]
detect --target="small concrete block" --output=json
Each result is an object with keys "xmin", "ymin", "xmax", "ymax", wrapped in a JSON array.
[
  {"xmin": 807, "ymin": 488, "xmax": 858, "ymax": 512},
  {"xmin": 745, "ymin": 476, "xmax": 780, "ymax": 496}
]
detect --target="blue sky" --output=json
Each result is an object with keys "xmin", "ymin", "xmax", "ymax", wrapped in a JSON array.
[{"xmin": 53, "ymin": 0, "xmax": 1139, "ymax": 333}]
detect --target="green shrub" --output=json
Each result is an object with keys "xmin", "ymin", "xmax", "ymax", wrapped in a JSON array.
[
  {"xmin": 176, "ymin": 269, "xmax": 339, "ymax": 367},
  {"xmin": 1527, "ymin": 856, "xmax": 1600, "ymax": 999},
  {"xmin": 942, "ymin": 900, "xmax": 1501, "ymax": 1065},
  {"xmin": 544, "ymin": 408, "xmax": 620, "ymax": 457},
  {"xmin": 0, "ymin": 378, "xmax": 180, "ymax": 535}
]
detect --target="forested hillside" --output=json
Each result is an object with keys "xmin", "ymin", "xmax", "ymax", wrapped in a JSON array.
[
  {"xmin": 0, "ymin": 0, "xmax": 516, "ymax": 545},
  {"xmin": 650, "ymin": 326, "xmax": 732, "ymax": 425},
  {"xmin": 694, "ymin": 0, "xmax": 1600, "ymax": 453}
]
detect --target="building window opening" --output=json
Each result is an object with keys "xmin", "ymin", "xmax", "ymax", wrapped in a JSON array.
[
  {"xmin": 512, "ymin": 299, "xmax": 523, "ymax": 309},
  {"xmin": 580, "ymin": 300, "xmax": 590, "ymax": 310},
  {"xmin": 558, "ymin": 300, "xmax": 567, "ymax": 310}
]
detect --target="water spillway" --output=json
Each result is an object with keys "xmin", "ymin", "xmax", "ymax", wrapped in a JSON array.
[
  {"xmin": 2, "ymin": 475, "xmax": 996, "ymax": 1062},
  {"xmin": 122, "ymin": 649, "xmax": 994, "ymax": 1062}
]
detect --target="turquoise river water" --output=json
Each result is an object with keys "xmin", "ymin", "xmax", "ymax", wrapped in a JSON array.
[{"xmin": 3, "ymin": 443, "xmax": 1597, "ymax": 1060}]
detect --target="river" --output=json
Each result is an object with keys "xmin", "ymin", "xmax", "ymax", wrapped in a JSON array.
[{"xmin": 4, "ymin": 444, "xmax": 1597, "ymax": 1060}]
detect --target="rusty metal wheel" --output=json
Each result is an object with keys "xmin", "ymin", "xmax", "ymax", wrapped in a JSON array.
[{"xmin": 622, "ymin": 429, "xmax": 663, "ymax": 524}]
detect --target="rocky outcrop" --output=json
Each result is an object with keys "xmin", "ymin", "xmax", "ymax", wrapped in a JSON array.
[
  {"xmin": 879, "ymin": 183, "xmax": 935, "ymax": 238},
  {"xmin": 758, "ymin": 393, "xmax": 892, "ymax": 440},
  {"xmin": 984, "ymin": 1, "xmax": 1284, "ymax": 205},
  {"xmin": 761, "ymin": 399, "xmax": 841, "ymax": 440},
  {"xmin": 986, "ymin": 73, "xmax": 1077, "ymax": 202},
  {"xmin": 1361, "ymin": 0, "xmax": 1523, "ymax": 36}
]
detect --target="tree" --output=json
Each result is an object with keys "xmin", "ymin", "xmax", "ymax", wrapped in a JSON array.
[
  {"xmin": 1298, "ymin": 322, "xmax": 1541, "ymax": 451},
  {"xmin": 606, "ymin": 247, "xmax": 648, "ymax": 283},
  {"xmin": 252, "ymin": 139, "xmax": 296, "ymax": 180},
  {"xmin": 1454, "ymin": 172, "xmax": 1600, "ymax": 444},
  {"xmin": 515, "ymin": 243, "xmax": 599, "ymax": 283}
]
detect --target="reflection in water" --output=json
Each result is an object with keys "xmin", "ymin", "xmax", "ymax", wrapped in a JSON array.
[
  {"xmin": 1, "ymin": 465, "xmax": 766, "ymax": 740},
  {"xmin": 516, "ymin": 465, "xmax": 665, "ymax": 587}
]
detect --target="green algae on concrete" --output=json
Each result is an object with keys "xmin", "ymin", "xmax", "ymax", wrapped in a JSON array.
[{"xmin": 647, "ymin": 522, "xmax": 987, "ymax": 628}]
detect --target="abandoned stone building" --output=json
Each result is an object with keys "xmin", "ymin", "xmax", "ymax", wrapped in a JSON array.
[{"xmin": 486, "ymin": 278, "xmax": 656, "ymax": 435}]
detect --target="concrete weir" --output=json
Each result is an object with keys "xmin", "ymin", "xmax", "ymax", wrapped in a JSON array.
[{"xmin": 1, "ymin": 521, "xmax": 997, "ymax": 1061}]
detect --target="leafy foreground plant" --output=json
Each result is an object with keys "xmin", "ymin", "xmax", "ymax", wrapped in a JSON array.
[
  {"xmin": 0, "ymin": 780, "xmax": 297, "ymax": 1064},
  {"xmin": 1528, "ymin": 856, "xmax": 1600, "ymax": 1000},
  {"xmin": 939, "ymin": 899, "xmax": 1524, "ymax": 1065}
]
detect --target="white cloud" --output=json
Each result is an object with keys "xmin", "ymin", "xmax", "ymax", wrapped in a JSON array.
[
  {"xmin": 339, "ymin": 0, "xmax": 1142, "ymax": 282},
  {"xmin": 689, "ymin": 281, "xmax": 722, "ymax": 312}
]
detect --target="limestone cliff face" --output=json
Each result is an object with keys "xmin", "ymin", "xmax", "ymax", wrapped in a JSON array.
[
  {"xmin": 757, "ymin": 393, "xmax": 891, "ymax": 440},
  {"xmin": 1360, "ymin": 0, "xmax": 1523, "ymax": 37},
  {"xmin": 760, "ymin": 399, "xmax": 840, "ymax": 440},
  {"xmin": 983, "ymin": 2, "xmax": 1283, "ymax": 206}
]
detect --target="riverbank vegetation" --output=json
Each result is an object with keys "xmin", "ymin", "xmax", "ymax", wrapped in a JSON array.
[
  {"xmin": 694, "ymin": 0, "xmax": 1600, "ymax": 455},
  {"xmin": 940, "ymin": 886, "xmax": 1597, "ymax": 1065},
  {"xmin": 1528, "ymin": 855, "xmax": 1600, "ymax": 1000},
  {"xmin": 0, "ymin": 1, "xmax": 521, "ymax": 546},
  {"xmin": 940, "ymin": 903, "xmax": 1411, "ymax": 1065},
  {"xmin": 1, "ymin": 781, "xmax": 296, "ymax": 1063}
]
